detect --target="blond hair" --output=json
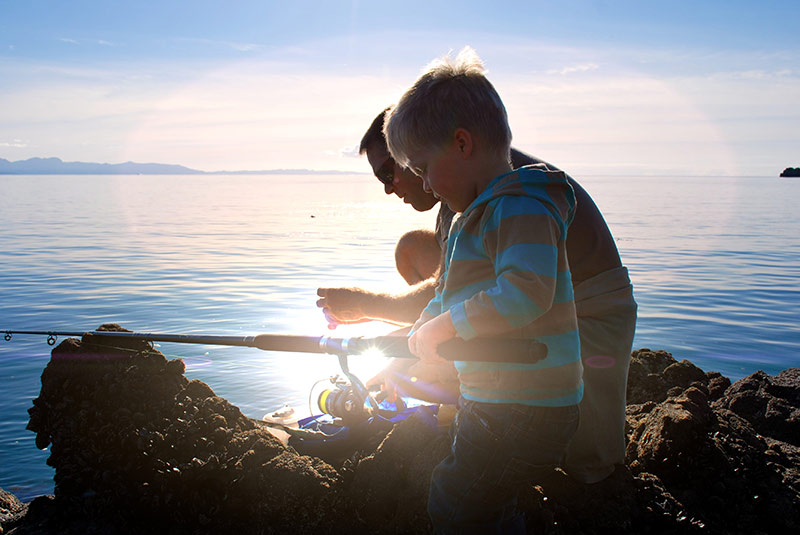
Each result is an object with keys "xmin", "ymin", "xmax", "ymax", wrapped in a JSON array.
[{"xmin": 384, "ymin": 46, "xmax": 512, "ymax": 168}]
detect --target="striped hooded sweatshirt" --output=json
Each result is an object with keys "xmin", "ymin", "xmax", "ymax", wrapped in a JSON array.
[{"xmin": 414, "ymin": 164, "xmax": 583, "ymax": 406}]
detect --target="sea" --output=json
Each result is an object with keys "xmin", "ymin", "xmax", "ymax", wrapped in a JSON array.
[{"xmin": 1, "ymin": 172, "xmax": 798, "ymax": 501}]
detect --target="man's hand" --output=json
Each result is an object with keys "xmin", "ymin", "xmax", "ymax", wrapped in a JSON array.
[
  {"xmin": 408, "ymin": 311, "xmax": 457, "ymax": 364},
  {"xmin": 316, "ymin": 287, "xmax": 371, "ymax": 329}
]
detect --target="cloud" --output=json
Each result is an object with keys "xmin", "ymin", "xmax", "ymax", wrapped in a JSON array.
[
  {"xmin": 227, "ymin": 42, "xmax": 261, "ymax": 52},
  {"xmin": 0, "ymin": 139, "xmax": 28, "ymax": 148},
  {"xmin": 173, "ymin": 37, "xmax": 264, "ymax": 53},
  {"xmin": 547, "ymin": 63, "xmax": 599, "ymax": 76},
  {"xmin": 0, "ymin": 57, "xmax": 400, "ymax": 171},
  {"xmin": 2, "ymin": 33, "xmax": 797, "ymax": 176},
  {"xmin": 58, "ymin": 37, "xmax": 121, "ymax": 47},
  {"xmin": 338, "ymin": 145, "xmax": 360, "ymax": 158}
]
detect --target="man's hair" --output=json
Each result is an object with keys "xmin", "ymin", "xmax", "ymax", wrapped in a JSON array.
[
  {"xmin": 359, "ymin": 107, "xmax": 391, "ymax": 155},
  {"xmin": 384, "ymin": 46, "xmax": 512, "ymax": 168}
]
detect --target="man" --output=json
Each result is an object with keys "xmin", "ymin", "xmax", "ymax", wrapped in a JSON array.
[
  {"xmin": 317, "ymin": 108, "xmax": 637, "ymax": 484},
  {"xmin": 317, "ymin": 109, "xmax": 448, "ymax": 329}
]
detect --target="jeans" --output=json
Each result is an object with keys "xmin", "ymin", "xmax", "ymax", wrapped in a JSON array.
[{"xmin": 428, "ymin": 398, "xmax": 579, "ymax": 534}]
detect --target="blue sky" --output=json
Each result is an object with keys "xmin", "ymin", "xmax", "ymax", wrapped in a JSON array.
[{"xmin": 1, "ymin": 0, "xmax": 798, "ymax": 175}]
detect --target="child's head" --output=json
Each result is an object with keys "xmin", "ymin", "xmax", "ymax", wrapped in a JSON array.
[
  {"xmin": 383, "ymin": 47, "xmax": 512, "ymax": 212},
  {"xmin": 383, "ymin": 47, "xmax": 511, "ymax": 170}
]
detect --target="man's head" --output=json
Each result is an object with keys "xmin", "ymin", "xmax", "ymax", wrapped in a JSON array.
[
  {"xmin": 359, "ymin": 108, "xmax": 438, "ymax": 212},
  {"xmin": 383, "ymin": 47, "xmax": 512, "ymax": 212}
]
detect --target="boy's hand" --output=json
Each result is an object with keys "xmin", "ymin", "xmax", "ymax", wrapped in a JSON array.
[
  {"xmin": 316, "ymin": 287, "xmax": 370, "ymax": 329},
  {"xmin": 408, "ymin": 311, "xmax": 457, "ymax": 364},
  {"xmin": 407, "ymin": 359, "xmax": 458, "ymax": 385}
]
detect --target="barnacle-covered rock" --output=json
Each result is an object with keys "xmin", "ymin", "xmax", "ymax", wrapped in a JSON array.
[
  {"xmin": 1, "ymin": 328, "xmax": 799, "ymax": 534},
  {"xmin": 13, "ymin": 324, "xmax": 353, "ymax": 534}
]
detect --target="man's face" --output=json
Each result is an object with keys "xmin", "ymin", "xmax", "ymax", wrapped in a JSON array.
[{"xmin": 366, "ymin": 144, "xmax": 438, "ymax": 212}]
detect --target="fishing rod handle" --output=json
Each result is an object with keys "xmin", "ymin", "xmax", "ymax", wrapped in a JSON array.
[
  {"xmin": 348, "ymin": 336, "xmax": 548, "ymax": 364},
  {"xmin": 251, "ymin": 333, "xmax": 547, "ymax": 363}
]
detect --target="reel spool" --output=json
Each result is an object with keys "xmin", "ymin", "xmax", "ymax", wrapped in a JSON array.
[{"xmin": 315, "ymin": 376, "xmax": 368, "ymax": 424}]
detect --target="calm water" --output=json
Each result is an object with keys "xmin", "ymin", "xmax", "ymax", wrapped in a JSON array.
[{"xmin": 1, "ymin": 173, "xmax": 798, "ymax": 500}]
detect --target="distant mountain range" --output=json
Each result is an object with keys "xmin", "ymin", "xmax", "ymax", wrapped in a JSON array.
[{"xmin": 0, "ymin": 157, "xmax": 358, "ymax": 175}]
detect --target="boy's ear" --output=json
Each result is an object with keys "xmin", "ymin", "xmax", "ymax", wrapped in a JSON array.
[{"xmin": 453, "ymin": 128, "xmax": 473, "ymax": 158}]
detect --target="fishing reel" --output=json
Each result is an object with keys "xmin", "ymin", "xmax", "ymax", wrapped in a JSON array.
[{"xmin": 315, "ymin": 376, "xmax": 370, "ymax": 424}]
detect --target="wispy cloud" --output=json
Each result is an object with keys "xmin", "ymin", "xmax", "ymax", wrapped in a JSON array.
[
  {"xmin": 0, "ymin": 56, "xmax": 399, "ymax": 171},
  {"xmin": 2, "ymin": 31, "xmax": 798, "ymax": 176},
  {"xmin": 0, "ymin": 139, "xmax": 28, "ymax": 148},
  {"xmin": 547, "ymin": 63, "xmax": 600, "ymax": 76},
  {"xmin": 173, "ymin": 37, "xmax": 264, "ymax": 53},
  {"xmin": 58, "ymin": 37, "xmax": 121, "ymax": 47},
  {"xmin": 338, "ymin": 145, "xmax": 360, "ymax": 158}
]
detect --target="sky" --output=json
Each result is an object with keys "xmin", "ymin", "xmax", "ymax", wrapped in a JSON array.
[{"xmin": 0, "ymin": 0, "xmax": 798, "ymax": 176}]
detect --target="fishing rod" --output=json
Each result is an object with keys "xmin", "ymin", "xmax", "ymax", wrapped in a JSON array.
[{"xmin": 2, "ymin": 330, "xmax": 547, "ymax": 364}]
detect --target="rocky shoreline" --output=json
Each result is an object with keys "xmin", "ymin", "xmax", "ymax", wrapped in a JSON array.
[{"xmin": 1, "ymin": 324, "xmax": 798, "ymax": 534}]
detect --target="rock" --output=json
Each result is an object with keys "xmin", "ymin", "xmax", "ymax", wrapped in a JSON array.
[
  {"xmin": 10, "ymin": 324, "xmax": 354, "ymax": 534},
  {"xmin": 626, "ymin": 349, "xmax": 711, "ymax": 405},
  {"xmin": 1, "ymin": 332, "xmax": 799, "ymax": 534},
  {"xmin": 0, "ymin": 489, "xmax": 25, "ymax": 529},
  {"xmin": 625, "ymin": 353, "xmax": 800, "ymax": 534},
  {"xmin": 713, "ymin": 368, "xmax": 800, "ymax": 446},
  {"xmin": 706, "ymin": 371, "xmax": 732, "ymax": 402},
  {"xmin": 780, "ymin": 167, "xmax": 800, "ymax": 177},
  {"xmin": 347, "ymin": 407, "xmax": 449, "ymax": 532}
]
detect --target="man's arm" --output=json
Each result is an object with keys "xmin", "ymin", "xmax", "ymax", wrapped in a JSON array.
[{"xmin": 316, "ymin": 279, "xmax": 436, "ymax": 329}]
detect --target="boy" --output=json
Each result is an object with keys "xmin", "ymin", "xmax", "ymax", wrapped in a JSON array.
[{"xmin": 384, "ymin": 47, "xmax": 583, "ymax": 533}]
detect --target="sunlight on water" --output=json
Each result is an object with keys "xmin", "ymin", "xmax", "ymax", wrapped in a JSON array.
[{"xmin": 1, "ymin": 172, "xmax": 799, "ymax": 500}]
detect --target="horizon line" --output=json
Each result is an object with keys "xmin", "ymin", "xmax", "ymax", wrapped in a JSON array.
[{"xmin": 0, "ymin": 156, "xmax": 791, "ymax": 178}]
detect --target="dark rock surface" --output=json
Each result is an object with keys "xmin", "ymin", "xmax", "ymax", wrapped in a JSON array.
[
  {"xmin": 1, "ymin": 330, "xmax": 799, "ymax": 534},
  {"xmin": 780, "ymin": 167, "xmax": 800, "ymax": 177}
]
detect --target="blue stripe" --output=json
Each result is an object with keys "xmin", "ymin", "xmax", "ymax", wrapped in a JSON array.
[
  {"xmin": 450, "ymin": 302, "xmax": 476, "ymax": 340},
  {"xmin": 460, "ymin": 385, "xmax": 583, "ymax": 406},
  {"xmin": 495, "ymin": 242, "xmax": 557, "ymax": 278},
  {"xmin": 534, "ymin": 331, "xmax": 581, "ymax": 368},
  {"xmin": 553, "ymin": 270, "xmax": 574, "ymax": 304},
  {"xmin": 485, "ymin": 276, "xmax": 543, "ymax": 327},
  {"xmin": 423, "ymin": 291, "xmax": 443, "ymax": 316},
  {"xmin": 443, "ymin": 280, "xmax": 495, "ymax": 309}
]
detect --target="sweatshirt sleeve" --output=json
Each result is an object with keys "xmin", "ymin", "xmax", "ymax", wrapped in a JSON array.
[
  {"xmin": 448, "ymin": 195, "xmax": 571, "ymax": 340},
  {"xmin": 409, "ymin": 286, "xmax": 444, "ymax": 335}
]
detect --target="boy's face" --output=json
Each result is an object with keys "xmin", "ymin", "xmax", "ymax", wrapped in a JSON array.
[
  {"xmin": 406, "ymin": 139, "xmax": 472, "ymax": 213},
  {"xmin": 366, "ymin": 143, "xmax": 438, "ymax": 212}
]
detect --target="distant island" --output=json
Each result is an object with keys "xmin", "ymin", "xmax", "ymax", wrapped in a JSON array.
[
  {"xmin": 0, "ymin": 157, "xmax": 360, "ymax": 175},
  {"xmin": 780, "ymin": 167, "xmax": 800, "ymax": 177}
]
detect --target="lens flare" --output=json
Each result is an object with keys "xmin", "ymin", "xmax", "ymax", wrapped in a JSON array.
[{"xmin": 585, "ymin": 355, "xmax": 616, "ymax": 369}]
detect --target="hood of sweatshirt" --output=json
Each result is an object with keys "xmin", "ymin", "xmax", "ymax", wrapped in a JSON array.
[{"xmin": 462, "ymin": 163, "xmax": 576, "ymax": 228}]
